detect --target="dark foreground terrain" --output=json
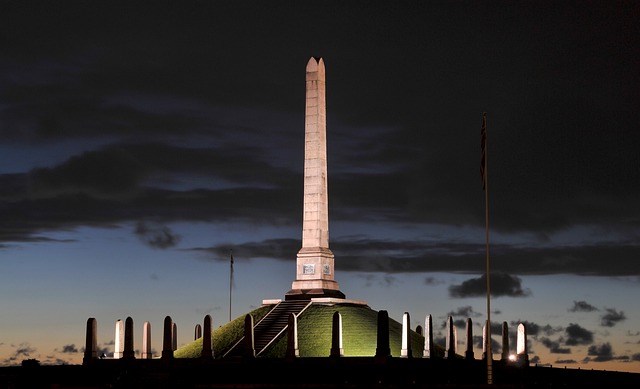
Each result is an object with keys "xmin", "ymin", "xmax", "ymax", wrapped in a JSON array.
[{"xmin": 2, "ymin": 357, "xmax": 640, "ymax": 388}]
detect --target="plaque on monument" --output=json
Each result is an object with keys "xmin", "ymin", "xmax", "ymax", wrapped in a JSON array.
[{"xmin": 303, "ymin": 264, "xmax": 315, "ymax": 274}]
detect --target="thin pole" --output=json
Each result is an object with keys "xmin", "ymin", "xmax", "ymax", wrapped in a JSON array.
[
  {"xmin": 229, "ymin": 249, "xmax": 233, "ymax": 322},
  {"xmin": 482, "ymin": 112, "xmax": 493, "ymax": 384}
]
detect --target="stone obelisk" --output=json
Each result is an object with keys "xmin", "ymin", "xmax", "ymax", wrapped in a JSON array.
[{"xmin": 286, "ymin": 57, "xmax": 344, "ymax": 300}]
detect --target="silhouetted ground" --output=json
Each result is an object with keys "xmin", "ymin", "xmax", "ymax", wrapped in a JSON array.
[{"xmin": 2, "ymin": 358, "xmax": 640, "ymax": 388}]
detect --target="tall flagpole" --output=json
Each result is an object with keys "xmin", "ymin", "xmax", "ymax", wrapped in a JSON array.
[
  {"xmin": 481, "ymin": 112, "xmax": 493, "ymax": 384},
  {"xmin": 229, "ymin": 249, "xmax": 234, "ymax": 322}
]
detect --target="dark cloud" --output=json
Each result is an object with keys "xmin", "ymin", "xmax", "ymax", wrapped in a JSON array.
[
  {"xmin": 530, "ymin": 356, "xmax": 541, "ymax": 365},
  {"xmin": 59, "ymin": 344, "xmax": 78, "ymax": 353},
  {"xmin": 14, "ymin": 343, "xmax": 36, "ymax": 357},
  {"xmin": 568, "ymin": 301, "xmax": 599, "ymax": 313},
  {"xmin": 586, "ymin": 342, "xmax": 614, "ymax": 362},
  {"xmin": 1, "ymin": 181, "xmax": 300, "ymax": 245},
  {"xmin": 448, "ymin": 272, "xmax": 531, "ymax": 298},
  {"xmin": 185, "ymin": 237, "xmax": 640, "ymax": 278},
  {"xmin": 332, "ymin": 239, "xmax": 640, "ymax": 277},
  {"xmin": 28, "ymin": 147, "xmax": 147, "ymax": 199},
  {"xmin": 600, "ymin": 308, "xmax": 626, "ymax": 328},
  {"xmin": 473, "ymin": 335, "xmax": 501, "ymax": 353},
  {"xmin": 540, "ymin": 337, "xmax": 571, "ymax": 354},
  {"xmin": 554, "ymin": 359, "xmax": 577, "ymax": 365},
  {"xmin": 135, "ymin": 221, "xmax": 181, "ymax": 249},
  {"xmin": 188, "ymin": 239, "xmax": 299, "ymax": 263},
  {"xmin": 25, "ymin": 141, "xmax": 297, "ymax": 199},
  {"xmin": 0, "ymin": 1, "xmax": 637, "ymax": 284},
  {"xmin": 632, "ymin": 353, "xmax": 640, "ymax": 362},
  {"xmin": 564, "ymin": 323, "xmax": 594, "ymax": 346},
  {"xmin": 2, "ymin": 343, "xmax": 38, "ymax": 364},
  {"xmin": 485, "ymin": 321, "xmax": 504, "ymax": 337},
  {"xmin": 2, "ymin": 3, "xmax": 636, "ymax": 370},
  {"xmin": 447, "ymin": 306, "xmax": 481, "ymax": 319},
  {"xmin": 0, "ymin": 135, "xmax": 639, "ymax": 278}
]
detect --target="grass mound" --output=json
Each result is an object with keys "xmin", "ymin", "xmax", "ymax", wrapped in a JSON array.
[
  {"xmin": 174, "ymin": 305, "xmax": 271, "ymax": 358},
  {"xmin": 176, "ymin": 303, "xmax": 445, "ymax": 359}
]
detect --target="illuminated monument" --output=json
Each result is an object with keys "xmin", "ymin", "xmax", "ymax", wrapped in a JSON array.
[
  {"xmin": 286, "ymin": 57, "xmax": 345, "ymax": 300},
  {"xmin": 64, "ymin": 54, "xmax": 639, "ymax": 389},
  {"xmin": 68, "ymin": 56, "xmax": 635, "ymax": 389}
]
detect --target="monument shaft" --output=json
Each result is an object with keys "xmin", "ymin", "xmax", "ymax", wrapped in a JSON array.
[
  {"xmin": 302, "ymin": 57, "xmax": 329, "ymax": 249},
  {"xmin": 287, "ymin": 57, "xmax": 344, "ymax": 300}
]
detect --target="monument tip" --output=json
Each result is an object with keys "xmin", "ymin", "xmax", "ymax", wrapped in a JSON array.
[{"xmin": 306, "ymin": 56, "xmax": 324, "ymax": 72}]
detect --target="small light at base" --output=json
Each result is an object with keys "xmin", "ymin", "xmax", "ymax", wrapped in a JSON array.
[{"xmin": 509, "ymin": 354, "xmax": 517, "ymax": 362}]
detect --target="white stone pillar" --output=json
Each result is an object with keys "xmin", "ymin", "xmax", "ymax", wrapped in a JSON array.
[
  {"xmin": 401, "ymin": 312, "xmax": 412, "ymax": 358},
  {"xmin": 142, "ymin": 321, "xmax": 152, "ymax": 359},
  {"xmin": 286, "ymin": 313, "xmax": 299, "ymax": 358},
  {"xmin": 114, "ymin": 319, "xmax": 124, "ymax": 359},
  {"xmin": 288, "ymin": 57, "xmax": 343, "ymax": 300},
  {"xmin": 517, "ymin": 322, "xmax": 529, "ymax": 364},
  {"xmin": 330, "ymin": 311, "xmax": 344, "ymax": 357},
  {"xmin": 423, "ymin": 314, "xmax": 434, "ymax": 358}
]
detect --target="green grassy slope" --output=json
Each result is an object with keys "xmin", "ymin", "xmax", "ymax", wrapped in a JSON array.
[
  {"xmin": 262, "ymin": 304, "xmax": 440, "ymax": 358},
  {"xmin": 174, "ymin": 305, "xmax": 271, "ymax": 359},
  {"xmin": 176, "ymin": 303, "xmax": 445, "ymax": 359}
]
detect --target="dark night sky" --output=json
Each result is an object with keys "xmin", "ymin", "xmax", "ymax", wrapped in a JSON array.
[{"xmin": 1, "ymin": 0, "xmax": 639, "ymax": 371}]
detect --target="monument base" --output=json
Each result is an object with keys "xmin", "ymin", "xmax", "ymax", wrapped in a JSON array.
[{"xmin": 285, "ymin": 288, "xmax": 346, "ymax": 301}]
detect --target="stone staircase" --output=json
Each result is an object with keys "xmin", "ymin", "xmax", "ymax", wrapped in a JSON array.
[{"xmin": 223, "ymin": 300, "xmax": 311, "ymax": 358}]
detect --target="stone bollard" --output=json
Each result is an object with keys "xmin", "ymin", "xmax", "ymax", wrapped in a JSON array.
[
  {"xmin": 83, "ymin": 318, "xmax": 97, "ymax": 365},
  {"xmin": 162, "ymin": 316, "xmax": 174, "ymax": 360},
  {"xmin": 401, "ymin": 312, "xmax": 412, "ymax": 358},
  {"xmin": 286, "ymin": 313, "xmax": 299, "ymax": 358},
  {"xmin": 123, "ymin": 317, "xmax": 135, "ymax": 359},
  {"xmin": 465, "ymin": 318, "xmax": 474, "ymax": 360},
  {"xmin": 330, "ymin": 311, "xmax": 343, "ymax": 357},
  {"xmin": 423, "ymin": 314, "xmax": 434, "ymax": 358},
  {"xmin": 244, "ymin": 314, "xmax": 255, "ymax": 358},
  {"xmin": 375, "ymin": 310, "xmax": 391, "ymax": 359},
  {"xmin": 142, "ymin": 321, "xmax": 152, "ymax": 359},
  {"xmin": 201, "ymin": 315, "xmax": 213, "ymax": 359}
]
